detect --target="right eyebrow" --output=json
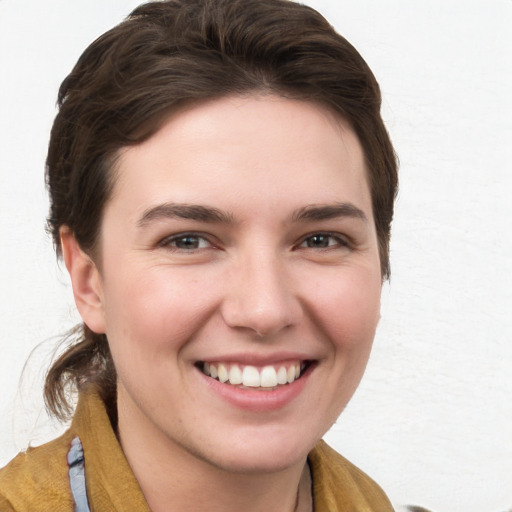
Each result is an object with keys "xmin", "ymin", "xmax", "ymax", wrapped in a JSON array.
[{"xmin": 137, "ymin": 203, "xmax": 234, "ymax": 227}]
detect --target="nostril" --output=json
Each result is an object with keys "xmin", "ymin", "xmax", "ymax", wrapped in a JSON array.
[
  {"xmin": 221, "ymin": 299, "xmax": 301, "ymax": 339},
  {"xmin": 220, "ymin": 260, "xmax": 302, "ymax": 337}
]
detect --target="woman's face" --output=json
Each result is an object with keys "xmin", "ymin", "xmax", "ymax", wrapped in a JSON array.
[{"xmin": 87, "ymin": 95, "xmax": 382, "ymax": 473}]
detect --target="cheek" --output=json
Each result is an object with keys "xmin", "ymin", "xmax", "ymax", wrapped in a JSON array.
[
  {"xmin": 308, "ymin": 269, "xmax": 382, "ymax": 352},
  {"xmin": 301, "ymin": 269, "xmax": 381, "ymax": 430},
  {"xmin": 101, "ymin": 266, "xmax": 218, "ymax": 354}
]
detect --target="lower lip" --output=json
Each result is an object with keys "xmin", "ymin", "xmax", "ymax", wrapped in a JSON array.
[{"xmin": 199, "ymin": 364, "xmax": 314, "ymax": 412}]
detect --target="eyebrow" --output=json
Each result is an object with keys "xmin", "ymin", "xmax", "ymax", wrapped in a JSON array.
[
  {"xmin": 137, "ymin": 201, "xmax": 367, "ymax": 228},
  {"xmin": 291, "ymin": 203, "xmax": 368, "ymax": 223},
  {"xmin": 137, "ymin": 203, "xmax": 234, "ymax": 227}
]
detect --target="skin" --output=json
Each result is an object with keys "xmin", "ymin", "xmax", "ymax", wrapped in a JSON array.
[{"xmin": 61, "ymin": 95, "xmax": 382, "ymax": 512}]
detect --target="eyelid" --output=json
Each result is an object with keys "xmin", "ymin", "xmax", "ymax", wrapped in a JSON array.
[
  {"xmin": 157, "ymin": 231, "xmax": 216, "ymax": 250},
  {"xmin": 156, "ymin": 230, "xmax": 352, "ymax": 252},
  {"xmin": 296, "ymin": 231, "xmax": 352, "ymax": 250}
]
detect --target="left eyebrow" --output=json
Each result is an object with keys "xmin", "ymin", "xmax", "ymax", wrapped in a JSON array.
[{"xmin": 291, "ymin": 203, "xmax": 368, "ymax": 223}]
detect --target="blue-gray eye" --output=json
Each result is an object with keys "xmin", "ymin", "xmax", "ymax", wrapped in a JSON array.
[
  {"xmin": 300, "ymin": 233, "xmax": 347, "ymax": 249},
  {"xmin": 174, "ymin": 235, "xmax": 201, "ymax": 249},
  {"xmin": 163, "ymin": 234, "xmax": 211, "ymax": 250}
]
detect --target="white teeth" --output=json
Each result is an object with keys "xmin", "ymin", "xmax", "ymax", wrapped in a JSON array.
[
  {"xmin": 218, "ymin": 363, "xmax": 229, "ymax": 383},
  {"xmin": 202, "ymin": 361, "xmax": 307, "ymax": 388},
  {"xmin": 260, "ymin": 366, "xmax": 278, "ymax": 388},
  {"xmin": 229, "ymin": 364, "xmax": 243, "ymax": 385},
  {"xmin": 242, "ymin": 366, "xmax": 260, "ymax": 387},
  {"xmin": 277, "ymin": 366, "xmax": 288, "ymax": 385}
]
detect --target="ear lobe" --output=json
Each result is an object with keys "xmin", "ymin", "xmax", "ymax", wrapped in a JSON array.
[{"xmin": 60, "ymin": 227, "xmax": 106, "ymax": 334}]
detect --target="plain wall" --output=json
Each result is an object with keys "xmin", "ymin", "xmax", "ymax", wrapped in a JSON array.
[{"xmin": 1, "ymin": 1, "xmax": 511, "ymax": 511}]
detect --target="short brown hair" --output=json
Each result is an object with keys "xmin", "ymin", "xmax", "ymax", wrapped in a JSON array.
[{"xmin": 44, "ymin": 0, "xmax": 398, "ymax": 419}]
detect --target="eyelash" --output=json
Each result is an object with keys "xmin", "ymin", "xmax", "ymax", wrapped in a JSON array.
[
  {"xmin": 297, "ymin": 232, "xmax": 351, "ymax": 250},
  {"xmin": 158, "ymin": 231, "xmax": 350, "ymax": 252},
  {"xmin": 158, "ymin": 233, "xmax": 213, "ymax": 251}
]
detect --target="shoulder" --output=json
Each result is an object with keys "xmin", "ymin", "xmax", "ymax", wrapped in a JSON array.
[
  {"xmin": 0, "ymin": 430, "xmax": 75, "ymax": 512},
  {"xmin": 309, "ymin": 440, "xmax": 394, "ymax": 511}
]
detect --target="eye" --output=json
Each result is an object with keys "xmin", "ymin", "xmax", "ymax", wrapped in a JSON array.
[
  {"xmin": 298, "ymin": 233, "xmax": 349, "ymax": 249},
  {"xmin": 159, "ymin": 233, "xmax": 212, "ymax": 251}
]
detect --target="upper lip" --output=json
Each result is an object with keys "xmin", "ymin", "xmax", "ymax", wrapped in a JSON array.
[{"xmin": 195, "ymin": 351, "xmax": 318, "ymax": 366}]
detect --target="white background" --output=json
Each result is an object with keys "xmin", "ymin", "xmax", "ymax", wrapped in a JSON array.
[{"xmin": 1, "ymin": 1, "xmax": 511, "ymax": 511}]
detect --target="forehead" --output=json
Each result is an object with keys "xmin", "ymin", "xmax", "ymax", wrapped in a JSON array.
[{"xmin": 109, "ymin": 94, "xmax": 372, "ymax": 221}]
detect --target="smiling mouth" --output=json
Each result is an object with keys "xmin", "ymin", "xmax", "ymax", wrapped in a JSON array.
[{"xmin": 198, "ymin": 361, "xmax": 311, "ymax": 389}]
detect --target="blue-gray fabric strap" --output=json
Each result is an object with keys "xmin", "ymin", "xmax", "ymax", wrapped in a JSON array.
[{"xmin": 67, "ymin": 436, "xmax": 91, "ymax": 512}]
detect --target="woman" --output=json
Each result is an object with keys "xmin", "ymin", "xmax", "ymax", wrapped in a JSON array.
[{"xmin": 0, "ymin": 0, "xmax": 398, "ymax": 510}]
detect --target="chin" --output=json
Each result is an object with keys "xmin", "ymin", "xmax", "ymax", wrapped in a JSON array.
[{"xmin": 189, "ymin": 426, "xmax": 318, "ymax": 475}]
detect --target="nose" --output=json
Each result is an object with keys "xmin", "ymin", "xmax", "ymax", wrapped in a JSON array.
[{"xmin": 220, "ymin": 250, "xmax": 302, "ymax": 338}]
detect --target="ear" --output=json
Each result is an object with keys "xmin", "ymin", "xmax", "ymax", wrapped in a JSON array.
[{"xmin": 60, "ymin": 227, "xmax": 106, "ymax": 334}]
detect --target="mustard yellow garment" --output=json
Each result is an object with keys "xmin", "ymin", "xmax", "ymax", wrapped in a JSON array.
[{"xmin": 0, "ymin": 389, "xmax": 394, "ymax": 511}]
